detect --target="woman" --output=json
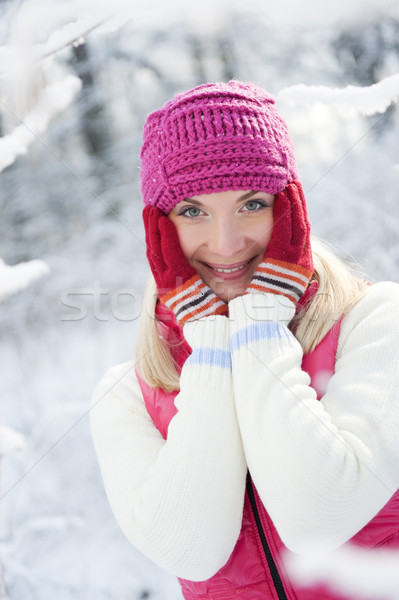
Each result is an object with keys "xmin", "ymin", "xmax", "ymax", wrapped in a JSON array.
[{"xmin": 91, "ymin": 80, "xmax": 399, "ymax": 599}]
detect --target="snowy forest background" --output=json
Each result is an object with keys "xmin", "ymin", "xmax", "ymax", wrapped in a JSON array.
[{"xmin": 1, "ymin": 0, "xmax": 399, "ymax": 598}]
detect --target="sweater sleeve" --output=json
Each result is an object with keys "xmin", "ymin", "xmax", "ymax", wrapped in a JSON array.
[
  {"xmin": 90, "ymin": 316, "xmax": 246, "ymax": 581},
  {"xmin": 228, "ymin": 282, "xmax": 399, "ymax": 553}
]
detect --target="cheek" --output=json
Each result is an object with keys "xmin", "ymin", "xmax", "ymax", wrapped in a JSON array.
[
  {"xmin": 173, "ymin": 225, "xmax": 201, "ymax": 263},
  {"xmin": 168, "ymin": 213, "xmax": 199, "ymax": 262},
  {"xmin": 253, "ymin": 214, "xmax": 274, "ymax": 253}
]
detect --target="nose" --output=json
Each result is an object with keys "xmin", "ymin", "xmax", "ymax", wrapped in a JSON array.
[{"xmin": 207, "ymin": 218, "xmax": 247, "ymax": 258}]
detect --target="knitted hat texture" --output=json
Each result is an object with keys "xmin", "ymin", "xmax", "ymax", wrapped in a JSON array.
[{"xmin": 140, "ymin": 80, "xmax": 299, "ymax": 214}]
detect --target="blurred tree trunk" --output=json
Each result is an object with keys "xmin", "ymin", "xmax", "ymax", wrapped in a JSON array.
[
  {"xmin": 218, "ymin": 37, "xmax": 236, "ymax": 81},
  {"xmin": 188, "ymin": 33, "xmax": 207, "ymax": 83},
  {"xmin": 71, "ymin": 41, "xmax": 110, "ymax": 158},
  {"xmin": 333, "ymin": 17, "xmax": 399, "ymax": 131}
]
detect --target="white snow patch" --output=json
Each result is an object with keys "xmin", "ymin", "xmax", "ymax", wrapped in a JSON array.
[
  {"xmin": 285, "ymin": 545, "xmax": 399, "ymax": 600},
  {"xmin": 0, "ymin": 426, "xmax": 26, "ymax": 456},
  {"xmin": 0, "ymin": 75, "xmax": 81, "ymax": 172},
  {"xmin": 0, "ymin": 259, "xmax": 50, "ymax": 301},
  {"xmin": 278, "ymin": 73, "xmax": 399, "ymax": 116}
]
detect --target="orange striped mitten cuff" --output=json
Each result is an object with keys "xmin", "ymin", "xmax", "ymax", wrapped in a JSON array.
[
  {"xmin": 161, "ymin": 274, "xmax": 228, "ymax": 326},
  {"xmin": 247, "ymin": 259, "xmax": 312, "ymax": 305}
]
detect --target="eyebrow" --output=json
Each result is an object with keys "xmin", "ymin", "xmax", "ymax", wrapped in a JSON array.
[{"xmin": 184, "ymin": 190, "xmax": 259, "ymax": 206}]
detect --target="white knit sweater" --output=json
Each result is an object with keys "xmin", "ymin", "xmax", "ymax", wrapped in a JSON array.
[{"xmin": 90, "ymin": 281, "xmax": 399, "ymax": 581}]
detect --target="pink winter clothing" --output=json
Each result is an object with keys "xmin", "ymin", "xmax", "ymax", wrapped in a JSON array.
[
  {"xmin": 136, "ymin": 297, "xmax": 399, "ymax": 600},
  {"xmin": 139, "ymin": 80, "xmax": 298, "ymax": 214}
]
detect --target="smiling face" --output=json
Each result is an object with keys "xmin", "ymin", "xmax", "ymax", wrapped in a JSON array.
[{"xmin": 168, "ymin": 190, "xmax": 274, "ymax": 302}]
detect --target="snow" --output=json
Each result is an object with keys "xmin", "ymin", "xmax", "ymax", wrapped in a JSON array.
[
  {"xmin": 0, "ymin": 427, "xmax": 26, "ymax": 457},
  {"xmin": 278, "ymin": 73, "xmax": 399, "ymax": 115},
  {"xmin": 0, "ymin": 259, "xmax": 49, "ymax": 301},
  {"xmin": 1, "ymin": 0, "xmax": 399, "ymax": 598},
  {"xmin": 0, "ymin": 75, "xmax": 81, "ymax": 172},
  {"xmin": 285, "ymin": 545, "xmax": 399, "ymax": 600},
  {"xmin": 250, "ymin": 0, "xmax": 399, "ymax": 28}
]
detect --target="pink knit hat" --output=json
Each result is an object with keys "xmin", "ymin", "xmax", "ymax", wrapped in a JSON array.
[{"xmin": 140, "ymin": 80, "xmax": 299, "ymax": 214}]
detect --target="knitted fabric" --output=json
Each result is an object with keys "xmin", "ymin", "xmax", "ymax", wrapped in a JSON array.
[
  {"xmin": 143, "ymin": 205, "xmax": 228, "ymax": 325},
  {"xmin": 247, "ymin": 181, "xmax": 313, "ymax": 305},
  {"xmin": 91, "ymin": 281, "xmax": 399, "ymax": 586},
  {"xmin": 140, "ymin": 80, "xmax": 299, "ymax": 214}
]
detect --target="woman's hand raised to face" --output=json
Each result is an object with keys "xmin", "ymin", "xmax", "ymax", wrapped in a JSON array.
[
  {"xmin": 246, "ymin": 181, "xmax": 314, "ymax": 306},
  {"xmin": 143, "ymin": 205, "xmax": 228, "ymax": 326}
]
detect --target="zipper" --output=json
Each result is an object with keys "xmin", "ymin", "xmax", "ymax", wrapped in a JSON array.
[{"xmin": 246, "ymin": 472, "xmax": 289, "ymax": 600}]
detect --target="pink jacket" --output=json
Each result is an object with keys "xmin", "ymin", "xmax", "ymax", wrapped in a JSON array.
[{"xmin": 137, "ymin": 298, "xmax": 399, "ymax": 600}]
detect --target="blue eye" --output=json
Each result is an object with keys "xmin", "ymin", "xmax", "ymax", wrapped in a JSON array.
[
  {"xmin": 179, "ymin": 206, "xmax": 203, "ymax": 218},
  {"xmin": 243, "ymin": 200, "xmax": 267, "ymax": 212},
  {"xmin": 186, "ymin": 207, "xmax": 201, "ymax": 217}
]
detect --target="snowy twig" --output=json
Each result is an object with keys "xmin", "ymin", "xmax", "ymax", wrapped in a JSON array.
[
  {"xmin": 277, "ymin": 73, "xmax": 399, "ymax": 116},
  {"xmin": 0, "ymin": 0, "xmax": 136, "ymax": 171},
  {"xmin": 0, "ymin": 0, "xmax": 136, "ymax": 75},
  {"xmin": 37, "ymin": 4, "xmax": 136, "ymax": 61},
  {"xmin": 0, "ymin": 259, "xmax": 49, "ymax": 301},
  {"xmin": 0, "ymin": 75, "xmax": 81, "ymax": 172},
  {"xmin": 39, "ymin": 18, "xmax": 108, "ymax": 60}
]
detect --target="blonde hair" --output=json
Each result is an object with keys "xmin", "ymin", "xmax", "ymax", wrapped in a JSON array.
[{"xmin": 135, "ymin": 236, "xmax": 369, "ymax": 392}]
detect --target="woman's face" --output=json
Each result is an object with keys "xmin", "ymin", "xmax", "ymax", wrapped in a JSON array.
[{"xmin": 168, "ymin": 190, "xmax": 274, "ymax": 303}]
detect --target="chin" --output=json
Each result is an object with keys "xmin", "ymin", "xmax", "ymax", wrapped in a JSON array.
[
  {"xmin": 198, "ymin": 267, "xmax": 255, "ymax": 303},
  {"xmin": 225, "ymin": 289, "xmax": 246, "ymax": 303},
  {"xmin": 210, "ymin": 284, "xmax": 247, "ymax": 304}
]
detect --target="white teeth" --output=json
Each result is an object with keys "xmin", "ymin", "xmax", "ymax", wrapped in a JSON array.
[{"xmin": 213, "ymin": 264, "xmax": 246, "ymax": 273}]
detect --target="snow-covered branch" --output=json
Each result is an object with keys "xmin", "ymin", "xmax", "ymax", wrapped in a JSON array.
[
  {"xmin": 0, "ymin": 259, "xmax": 49, "ymax": 302},
  {"xmin": 0, "ymin": 0, "xmax": 136, "ymax": 74},
  {"xmin": 0, "ymin": 0, "xmax": 139, "ymax": 171},
  {"xmin": 38, "ymin": 1, "xmax": 137, "ymax": 61},
  {"xmin": 277, "ymin": 73, "xmax": 399, "ymax": 116},
  {"xmin": 285, "ymin": 545, "xmax": 399, "ymax": 600},
  {"xmin": 0, "ymin": 75, "xmax": 81, "ymax": 172}
]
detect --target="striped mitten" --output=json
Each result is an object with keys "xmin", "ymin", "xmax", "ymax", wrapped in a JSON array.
[
  {"xmin": 247, "ymin": 181, "xmax": 313, "ymax": 305},
  {"xmin": 143, "ymin": 206, "xmax": 228, "ymax": 326}
]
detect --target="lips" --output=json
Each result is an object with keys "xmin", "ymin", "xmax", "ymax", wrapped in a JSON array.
[
  {"xmin": 212, "ymin": 264, "xmax": 247, "ymax": 274},
  {"xmin": 202, "ymin": 258, "xmax": 255, "ymax": 281}
]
